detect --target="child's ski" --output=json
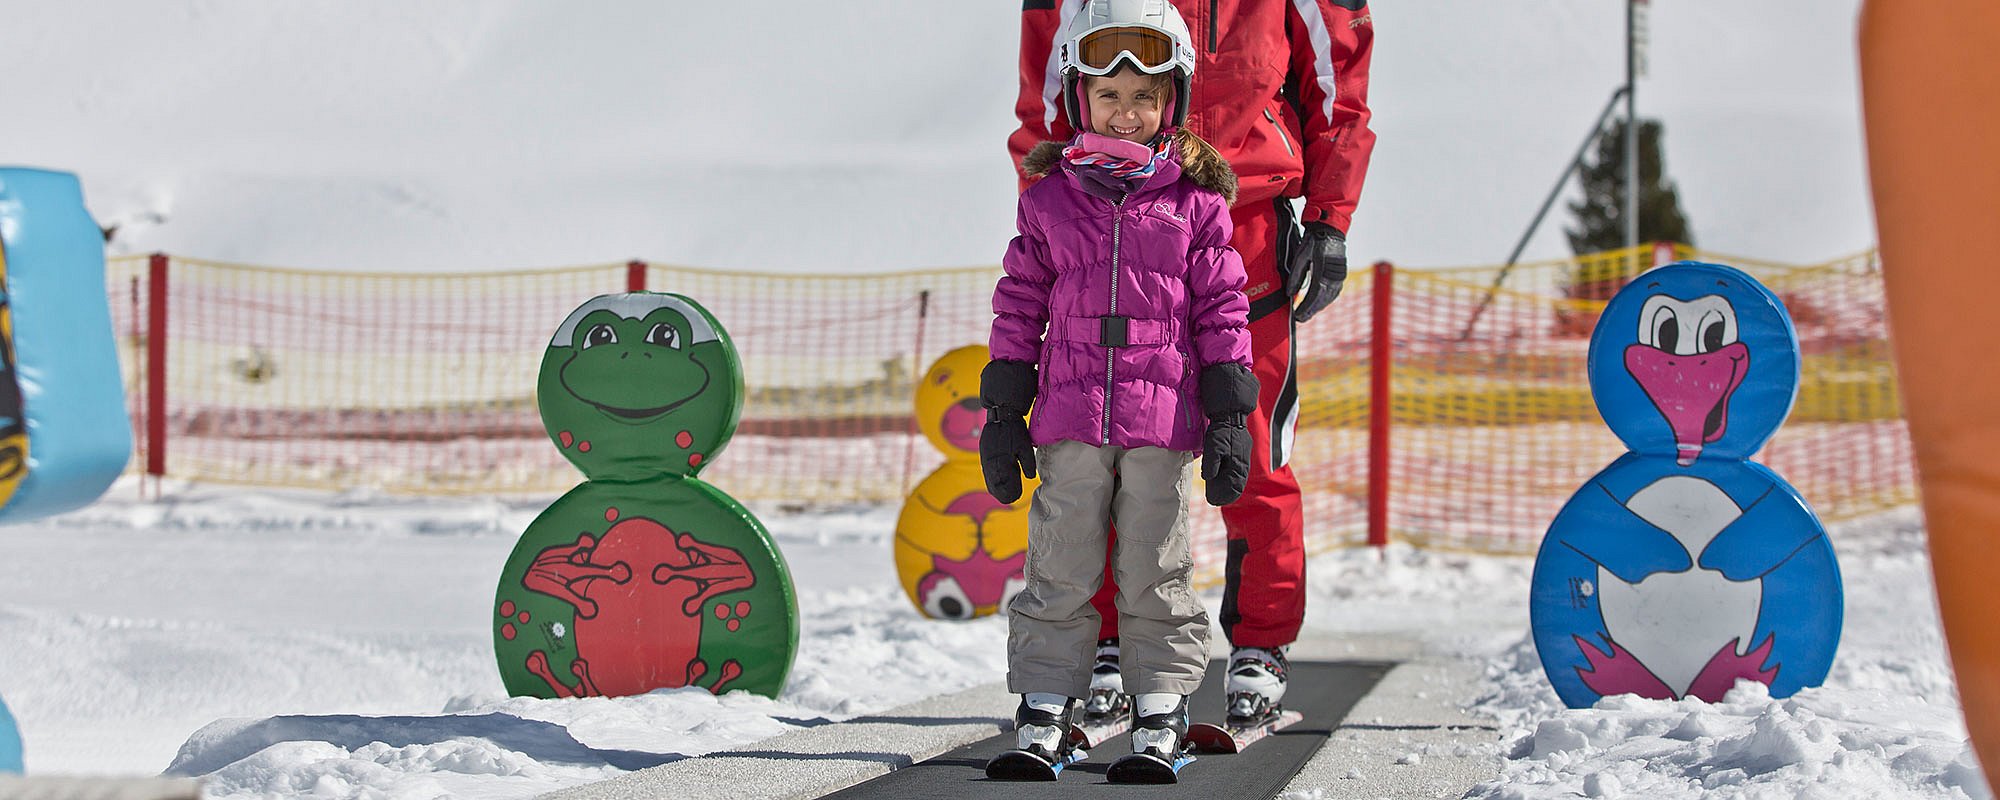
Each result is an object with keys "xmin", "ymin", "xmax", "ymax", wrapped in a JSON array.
[
  {"xmin": 983, "ymin": 744, "xmax": 1087, "ymax": 781},
  {"xmin": 1105, "ymin": 750, "xmax": 1195, "ymax": 783},
  {"xmin": 1186, "ymin": 708, "xmax": 1304, "ymax": 754}
]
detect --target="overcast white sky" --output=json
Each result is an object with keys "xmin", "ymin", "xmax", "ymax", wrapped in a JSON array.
[{"xmin": 0, "ymin": 1, "xmax": 1870, "ymax": 272}]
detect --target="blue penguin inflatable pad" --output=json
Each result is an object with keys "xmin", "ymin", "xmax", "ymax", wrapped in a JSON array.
[{"xmin": 1530, "ymin": 262, "xmax": 1842, "ymax": 707}]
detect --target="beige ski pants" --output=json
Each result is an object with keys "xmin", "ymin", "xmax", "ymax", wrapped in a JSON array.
[{"xmin": 1006, "ymin": 440, "xmax": 1211, "ymax": 698}]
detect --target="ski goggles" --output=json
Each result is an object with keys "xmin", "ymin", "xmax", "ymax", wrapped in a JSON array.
[{"xmin": 1066, "ymin": 25, "xmax": 1186, "ymax": 76}]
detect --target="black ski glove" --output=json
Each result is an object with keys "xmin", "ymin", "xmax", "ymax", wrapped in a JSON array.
[
  {"xmin": 1199, "ymin": 362, "xmax": 1258, "ymax": 507},
  {"xmin": 979, "ymin": 359, "xmax": 1038, "ymax": 504},
  {"xmin": 1285, "ymin": 221, "xmax": 1348, "ymax": 323}
]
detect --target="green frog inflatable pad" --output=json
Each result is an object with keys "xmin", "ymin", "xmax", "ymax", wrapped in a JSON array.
[
  {"xmin": 496, "ymin": 293, "xmax": 796, "ymax": 699},
  {"xmin": 537, "ymin": 293, "xmax": 744, "ymax": 483}
]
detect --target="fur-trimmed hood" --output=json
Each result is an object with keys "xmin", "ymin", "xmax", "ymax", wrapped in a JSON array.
[{"xmin": 1021, "ymin": 128, "xmax": 1238, "ymax": 205}]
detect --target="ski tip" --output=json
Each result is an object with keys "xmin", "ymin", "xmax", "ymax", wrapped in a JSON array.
[
  {"xmin": 984, "ymin": 750, "xmax": 1057, "ymax": 781},
  {"xmin": 1186, "ymin": 722, "xmax": 1241, "ymax": 754},
  {"xmin": 1106, "ymin": 752, "xmax": 1191, "ymax": 784},
  {"xmin": 1187, "ymin": 710, "xmax": 1305, "ymax": 754},
  {"xmin": 984, "ymin": 748, "xmax": 1085, "ymax": 781}
]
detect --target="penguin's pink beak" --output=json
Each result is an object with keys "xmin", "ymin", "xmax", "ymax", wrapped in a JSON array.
[{"xmin": 1624, "ymin": 342, "xmax": 1749, "ymax": 465}]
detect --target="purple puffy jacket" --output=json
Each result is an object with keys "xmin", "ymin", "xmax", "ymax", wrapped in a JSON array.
[{"xmin": 991, "ymin": 129, "xmax": 1252, "ymax": 453}]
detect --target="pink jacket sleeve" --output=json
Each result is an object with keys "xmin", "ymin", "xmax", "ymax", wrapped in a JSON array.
[
  {"xmin": 1186, "ymin": 192, "xmax": 1251, "ymax": 370},
  {"xmin": 991, "ymin": 196, "xmax": 1056, "ymax": 364}
]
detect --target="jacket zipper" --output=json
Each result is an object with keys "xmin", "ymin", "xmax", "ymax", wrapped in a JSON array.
[
  {"xmin": 1104, "ymin": 194, "xmax": 1126, "ymax": 446},
  {"xmin": 1265, "ymin": 109, "xmax": 1296, "ymax": 158},
  {"xmin": 1207, "ymin": 0, "xmax": 1217, "ymax": 53}
]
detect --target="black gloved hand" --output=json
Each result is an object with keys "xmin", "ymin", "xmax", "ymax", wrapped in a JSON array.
[
  {"xmin": 981, "ymin": 413, "xmax": 1035, "ymax": 504},
  {"xmin": 1201, "ymin": 419, "xmax": 1250, "ymax": 506},
  {"xmin": 1198, "ymin": 362, "xmax": 1258, "ymax": 507},
  {"xmin": 980, "ymin": 360, "xmax": 1039, "ymax": 504},
  {"xmin": 1284, "ymin": 221, "xmax": 1348, "ymax": 323}
]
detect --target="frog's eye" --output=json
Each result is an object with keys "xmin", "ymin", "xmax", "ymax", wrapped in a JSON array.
[
  {"xmin": 581, "ymin": 323, "xmax": 618, "ymax": 349},
  {"xmin": 645, "ymin": 323, "xmax": 681, "ymax": 349}
]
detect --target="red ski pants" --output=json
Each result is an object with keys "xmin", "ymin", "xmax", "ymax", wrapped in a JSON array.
[{"xmin": 1091, "ymin": 199, "xmax": 1308, "ymax": 650}]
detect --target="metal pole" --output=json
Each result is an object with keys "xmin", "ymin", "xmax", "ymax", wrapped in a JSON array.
[
  {"xmin": 1502, "ymin": 88, "xmax": 1628, "ymax": 270},
  {"xmin": 1458, "ymin": 87, "xmax": 1627, "ymax": 341},
  {"xmin": 1625, "ymin": 0, "xmax": 1639, "ymax": 252}
]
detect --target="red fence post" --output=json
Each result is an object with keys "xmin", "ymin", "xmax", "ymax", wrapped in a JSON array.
[
  {"xmin": 1367, "ymin": 261, "xmax": 1393, "ymax": 548},
  {"xmin": 146, "ymin": 253, "xmax": 169, "ymax": 481},
  {"xmin": 626, "ymin": 260, "xmax": 647, "ymax": 293}
]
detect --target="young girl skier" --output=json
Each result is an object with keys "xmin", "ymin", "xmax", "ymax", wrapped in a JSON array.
[{"xmin": 979, "ymin": 0, "xmax": 1256, "ymax": 777}]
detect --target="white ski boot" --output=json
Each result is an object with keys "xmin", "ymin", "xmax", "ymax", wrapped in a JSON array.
[
  {"xmin": 1224, "ymin": 645, "xmax": 1290, "ymax": 723},
  {"xmin": 985, "ymin": 694, "xmax": 1083, "ymax": 779},
  {"xmin": 1107, "ymin": 692, "xmax": 1192, "ymax": 783},
  {"xmin": 1010, "ymin": 695, "xmax": 1075, "ymax": 760},
  {"xmin": 1129, "ymin": 694, "xmax": 1189, "ymax": 760},
  {"xmin": 1083, "ymin": 638, "xmax": 1129, "ymax": 718}
]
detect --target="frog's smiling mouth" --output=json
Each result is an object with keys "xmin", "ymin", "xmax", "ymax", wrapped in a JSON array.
[{"xmin": 563, "ymin": 354, "xmax": 713, "ymax": 426}]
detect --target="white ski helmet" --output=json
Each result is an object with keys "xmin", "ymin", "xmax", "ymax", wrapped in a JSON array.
[{"xmin": 1058, "ymin": 0, "xmax": 1197, "ymax": 131}]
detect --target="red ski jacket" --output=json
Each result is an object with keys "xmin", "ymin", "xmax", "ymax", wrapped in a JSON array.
[{"xmin": 1010, "ymin": 0, "xmax": 1376, "ymax": 233}]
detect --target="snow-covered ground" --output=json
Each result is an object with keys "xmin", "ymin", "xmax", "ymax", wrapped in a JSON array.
[{"xmin": 0, "ymin": 479, "xmax": 1983, "ymax": 799}]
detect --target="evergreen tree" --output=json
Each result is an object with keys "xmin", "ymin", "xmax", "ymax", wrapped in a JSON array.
[{"xmin": 1565, "ymin": 117, "xmax": 1693, "ymax": 254}]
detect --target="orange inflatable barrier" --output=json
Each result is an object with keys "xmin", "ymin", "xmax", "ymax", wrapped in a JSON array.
[{"xmin": 1860, "ymin": 1, "xmax": 2000, "ymax": 790}]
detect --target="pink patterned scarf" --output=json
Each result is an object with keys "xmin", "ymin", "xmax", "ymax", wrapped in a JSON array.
[{"xmin": 1063, "ymin": 131, "xmax": 1174, "ymax": 198}]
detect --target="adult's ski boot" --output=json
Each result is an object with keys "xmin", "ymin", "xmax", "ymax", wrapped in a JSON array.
[
  {"xmin": 1225, "ymin": 645, "xmax": 1290, "ymax": 724},
  {"xmin": 1082, "ymin": 638, "xmax": 1129, "ymax": 718}
]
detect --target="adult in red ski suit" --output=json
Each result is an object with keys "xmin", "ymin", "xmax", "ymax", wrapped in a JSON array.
[{"xmin": 1010, "ymin": 0, "xmax": 1375, "ymax": 660}]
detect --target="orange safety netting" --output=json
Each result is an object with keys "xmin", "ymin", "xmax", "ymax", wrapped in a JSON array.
[{"xmin": 105, "ymin": 246, "xmax": 1910, "ymax": 574}]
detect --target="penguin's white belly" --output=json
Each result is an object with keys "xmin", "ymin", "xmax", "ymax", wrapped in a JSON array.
[{"xmin": 1597, "ymin": 565, "xmax": 1760, "ymax": 697}]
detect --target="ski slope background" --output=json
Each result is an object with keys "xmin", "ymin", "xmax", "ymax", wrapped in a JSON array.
[
  {"xmin": 2, "ymin": 0, "xmax": 1873, "ymax": 271},
  {"xmin": 2, "ymin": 1, "xmax": 1971, "ymax": 798}
]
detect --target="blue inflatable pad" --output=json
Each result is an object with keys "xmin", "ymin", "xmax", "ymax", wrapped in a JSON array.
[
  {"xmin": 1530, "ymin": 262, "xmax": 1841, "ymax": 707},
  {"xmin": 0, "ymin": 693, "xmax": 20, "ymax": 772},
  {"xmin": 0, "ymin": 168, "xmax": 132, "ymax": 522}
]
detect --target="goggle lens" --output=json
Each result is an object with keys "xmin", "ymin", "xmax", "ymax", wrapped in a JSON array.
[{"xmin": 1075, "ymin": 26, "xmax": 1177, "ymax": 73}]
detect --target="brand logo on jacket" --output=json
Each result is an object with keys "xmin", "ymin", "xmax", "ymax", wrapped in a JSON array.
[{"xmin": 1152, "ymin": 200, "xmax": 1186, "ymax": 221}]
